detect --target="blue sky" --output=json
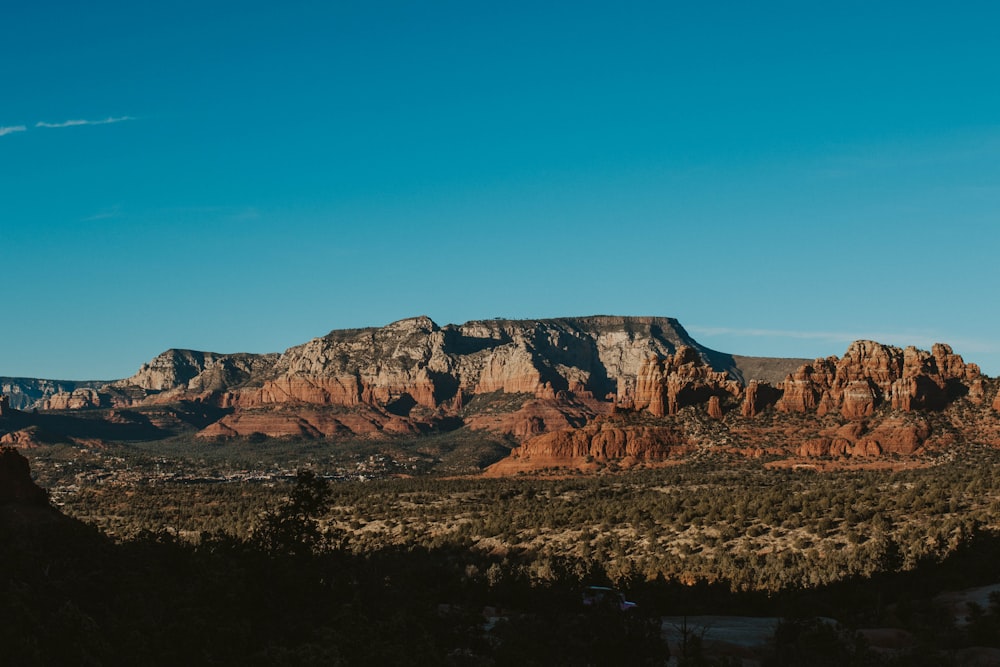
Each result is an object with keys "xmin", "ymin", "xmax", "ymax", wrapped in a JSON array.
[{"xmin": 2, "ymin": 1, "xmax": 999, "ymax": 379}]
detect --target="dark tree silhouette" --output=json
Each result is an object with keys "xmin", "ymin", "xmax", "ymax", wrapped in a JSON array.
[{"xmin": 256, "ymin": 470, "xmax": 333, "ymax": 556}]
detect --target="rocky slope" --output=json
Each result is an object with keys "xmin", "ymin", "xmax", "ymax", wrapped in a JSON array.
[
  {"xmin": 39, "ymin": 315, "xmax": 793, "ymax": 439},
  {"xmin": 216, "ymin": 315, "xmax": 745, "ymax": 409},
  {"xmin": 10, "ymin": 316, "xmax": 1000, "ymax": 474},
  {"xmin": 775, "ymin": 341, "xmax": 980, "ymax": 419},
  {"xmin": 0, "ymin": 447, "xmax": 49, "ymax": 506},
  {"xmin": 1, "ymin": 378, "xmax": 107, "ymax": 411},
  {"xmin": 488, "ymin": 339, "xmax": 999, "ymax": 474},
  {"xmin": 44, "ymin": 316, "xmax": 773, "ymax": 406},
  {"xmin": 42, "ymin": 350, "xmax": 280, "ymax": 409}
]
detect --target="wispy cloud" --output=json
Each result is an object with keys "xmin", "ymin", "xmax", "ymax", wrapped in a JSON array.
[
  {"xmin": 2, "ymin": 116, "xmax": 135, "ymax": 138},
  {"xmin": 81, "ymin": 205, "xmax": 123, "ymax": 222},
  {"xmin": 35, "ymin": 116, "xmax": 135, "ymax": 129}
]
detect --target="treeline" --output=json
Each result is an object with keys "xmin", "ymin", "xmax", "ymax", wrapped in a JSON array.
[
  {"xmin": 59, "ymin": 446, "xmax": 1000, "ymax": 594},
  {"xmin": 3, "ymin": 474, "xmax": 670, "ymax": 666},
  {"xmin": 11, "ymin": 470, "xmax": 1000, "ymax": 664}
]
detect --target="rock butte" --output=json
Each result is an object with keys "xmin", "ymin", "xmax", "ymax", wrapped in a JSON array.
[{"xmin": 6, "ymin": 316, "xmax": 998, "ymax": 473}]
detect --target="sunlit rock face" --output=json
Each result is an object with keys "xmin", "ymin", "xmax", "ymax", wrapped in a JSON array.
[
  {"xmin": 49, "ymin": 315, "xmax": 736, "ymax": 412},
  {"xmin": 29, "ymin": 317, "xmax": 995, "ymax": 471},
  {"xmin": 776, "ymin": 341, "xmax": 981, "ymax": 420}
]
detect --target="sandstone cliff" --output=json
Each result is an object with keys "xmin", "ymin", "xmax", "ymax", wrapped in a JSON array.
[
  {"xmin": 775, "ymin": 341, "xmax": 980, "ymax": 419},
  {"xmin": 1, "ymin": 377, "xmax": 107, "ymax": 411},
  {"xmin": 201, "ymin": 316, "xmax": 727, "ymax": 439},
  {"xmin": 795, "ymin": 416, "xmax": 932, "ymax": 458},
  {"xmin": 630, "ymin": 347, "xmax": 741, "ymax": 417},
  {"xmin": 42, "ymin": 316, "xmax": 746, "ymax": 432},
  {"xmin": 486, "ymin": 414, "xmax": 693, "ymax": 475},
  {"xmin": 233, "ymin": 315, "xmax": 735, "ymax": 409},
  {"xmin": 40, "ymin": 316, "xmax": 815, "ymax": 417},
  {"xmin": 484, "ymin": 340, "xmax": 994, "ymax": 474},
  {"xmin": 22, "ymin": 317, "xmax": 998, "ymax": 475},
  {"xmin": 113, "ymin": 349, "xmax": 280, "ymax": 395},
  {"xmin": 741, "ymin": 380, "xmax": 782, "ymax": 417}
]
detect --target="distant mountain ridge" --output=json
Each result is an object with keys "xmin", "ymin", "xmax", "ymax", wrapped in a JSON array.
[
  {"xmin": 0, "ymin": 378, "xmax": 107, "ymax": 412},
  {"xmin": 4, "ymin": 315, "xmax": 996, "ymax": 474},
  {"xmin": 38, "ymin": 315, "xmax": 805, "ymax": 411}
]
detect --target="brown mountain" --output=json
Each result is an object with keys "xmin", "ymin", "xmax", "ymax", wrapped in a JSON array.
[
  {"xmin": 39, "ymin": 315, "xmax": 800, "ymax": 441},
  {"xmin": 1, "ymin": 377, "xmax": 107, "ymax": 411},
  {"xmin": 7, "ymin": 316, "xmax": 999, "ymax": 473},
  {"xmin": 490, "ymin": 339, "xmax": 999, "ymax": 474}
]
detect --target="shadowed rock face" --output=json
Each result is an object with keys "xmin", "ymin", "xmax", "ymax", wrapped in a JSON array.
[
  {"xmin": 631, "ymin": 347, "xmax": 741, "ymax": 417},
  {"xmin": 485, "ymin": 340, "xmax": 996, "ymax": 474},
  {"xmin": 22, "ymin": 317, "xmax": 1000, "ymax": 473},
  {"xmin": 486, "ymin": 415, "xmax": 693, "ymax": 475},
  {"xmin": 741, "ymin": 380, "xmax": 782, "ymax": 417},
  {"xmin": 0, "ymin": 447, "xmax": 48, "ymax": 506},
  {"xmin": 1, "ymin": 378, "xmax": 107, "ymax": 411},
  {"xmin": 45, "ymin": 316, "xmax": 738, "ymax": 413},
  {"xmin": 113, "ymin": 350, "xmax": 280, "ymax": 395},
  {"xmin": 776, "ymin": 341, "xmax": 981, "ymax": 420},
  {"xmin": 244, "ymin": 316, "xmax": 734, "ymax": 409}
]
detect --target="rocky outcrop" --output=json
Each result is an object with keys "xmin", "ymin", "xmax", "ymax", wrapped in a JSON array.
[
  {"xmin": 24, "ymin": 317, "xmax": 997, "ymax": 474},
  {"xmin": 631, "ymin": 347, "xmax": 741, "ymax": 417},
  {"xmin": 44, "ymin": 387, "xmax": 104, "ymax": 410},
  {"xmin": 0, "ymin": 447, "xmax": 48, "ymax": 505},
  {"xmin": 968, "ymin": 379, "xmax": 986, "ymax": 404},
  {"xmin": 841, "ymin": 380, "xmax": 878, "ymax": 420},
  {"xmin": 1, "ymin": 378, "xmax": 107, "ymax": 411},
  {"xmin": 41, "ymin": 350, "xmax": 280, "ymax": 410},
  {"xmin": 486, "ymin": 417, "xmax": 692, "ymax": 474},
  {"xmin": 46, "ymin": 316, "xmax": 747, "ymax": 414},
  {"xmin": 486, "ymin": 338, "xmax": 989, "ymax": 474},
  {"xmin": 465, "ymin": 395, "xmax": 608, "ymax": 440},
  {"xmin": 776, "ymin": 358, "xmax": 838, "ymax": 413},
  {"xmin": 223, "ymin": 376, "xmax": 366, "ymax": 408},
  {"xmin": 196, "ymin": 405, "xmax": 419, "ymax": 439},
  {"xmin": 707, "ymin": 396, "xmax": 723, "ymax": 419},
  {"xmin": 48, "ymin": 316, "xmax": 744, "ymax": 435},
  {"xmin": 741, "ymin": 380, "xmax": 781, "ymax": 417},
  {"xmin": 0, "ymin": 427, "xmax": 69, "ymax": 449},
  {"xmin": 889, "ymin": 344, "xmax": 979, "ymax": 411},
  {"xmin": 778, "ymin": 341, "xmax": 981, "ymax": 420},
  {"xmin": 39, "ymin": 317, "xmax": 841, "ymax": 428},
  {"xmin": 113, "ymin": 349, "xmax": 280, "ymax": 394},
  {"xmin": 796, "ymin": 417, "xmax": 930, "ymax": 458}
]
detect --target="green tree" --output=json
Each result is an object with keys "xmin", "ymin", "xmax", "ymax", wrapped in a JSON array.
[{"xmin": 256, "ymin": 470, "xmax": 333, "ymax": 556}]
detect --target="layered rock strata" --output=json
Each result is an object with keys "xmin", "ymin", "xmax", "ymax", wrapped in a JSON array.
[
  {"xmin": 26, "ymin": 317, "xmax": 996, "ymax": 473},
  {"xmin": 486, "ymin": 340, "xmax": 991, "ymax": 473},
  {"xmin": 776, "ymin": 341, "xmax": 980, "ymax": 420},
  {"xmin": 487, "ymin": 416, "xmax": 692, "ymax": 474},
  {"xmin": 2, "ymin": 378, "xmax": 106, "ymax": 411},
  {"xmin": 796, "ymin": 417, "xmax": 931, "ymax": 458},
  {"xmin": 44, "ymin": 316, "xmax": 740, "ymax": 435},
  {"xmin": 631, "ymin": 347, "xmax": 741, "ymax": 417}
]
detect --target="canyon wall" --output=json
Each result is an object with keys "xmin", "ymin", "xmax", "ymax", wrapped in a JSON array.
[{"xmin": 24, "ymin": 317, "xmax": 998, "ymax": 472}]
